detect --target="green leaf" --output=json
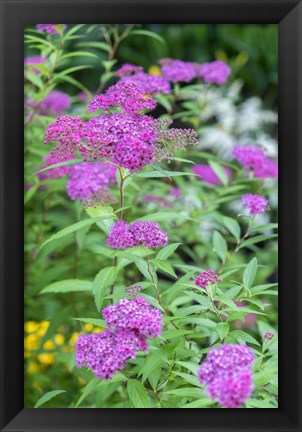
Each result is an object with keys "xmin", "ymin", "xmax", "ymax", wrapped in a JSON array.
[
  {"xmin": 209, "ymin": 161, "xmax": 229, "ymax": 186},
  {"xmin": 40, "ymin": 216, "xmax": 111, "ymax": 250},
  {"xmin": 245, "ymin": 398, "xmax": 276, "ymax": 408},
  {"xmin": 150, "ymin": 163, "xmax": 172, "ymax": 179},
  {"xmin": 75, "ymin": 378, "xmax": 99, "ymax": 407},
  {"xmin": 238, "ymin": 234, "xmax": 278, "ymax": 250},
  {"xmin": 253, "ymin": 368, "xmax": 278, "ymax": 387},
  {"xmin": 216, "ymin": 322, "xmax": 230, "ymax": 340},
  {"xmin": 40, "ymin": 279, "xmax": 92, "ymax": 294},
  {"xmin": 156, "ymin": 243, "xmax": 181, "ymax": 261},
  {"xmin": 60, "ymin": 51, "xmax": 98, "ymax": 60},
  {"xmin": 250, "ymin": 223, "xmax": 278, "ymax": 234},
  {"xmin": 228, "ymin": 330, "xmax": 260, "ymax": 346},
  {"xmin": 162, "ymin": 329, "xmax": 193, "ymax": 339},
  {"xmin": 76, "ymin": 41, "xmax": 110, "ymax": 52},
  {"xmin": 25, "ymin": 71, "xmax": 44, "ymax": 89},
  {"xmin": 182, "ymin": 398, "xmax": 215, "ymax": 408},
  {"xmin": 35, "ymin": 390, "xmax": 66, "ymax": 408},
  {"xmin": 93, "ymin": 266, "xmax": 117, "ymax": 312},
  {"xmin": 73, "ymin": 318, "xmax": 106, "ymax": 328},
  {"xmin": 243, "ymin": 257, "xmax": 257, "ymax": 288},
  {"xmin": 33, "ymin": 158, "xmax": 84, "ymax": 175},
  {"xmin": 130, "ymin": 29, "xmax": 165, "ymax": 44},
  {"xmin": 152, "ymin": 259, "xmax": 177, "ymax": 278},
  {"xmin": 164, "ymin": 387, "xmax": 205, "ymax": 398},
  {"xmin": 141, "ymin": 354, "xmax": 164, "ymax": 382},
  {"xmin": 213, "ymin": 231, "xmax": 228, "ymax": 262},
  {"xmin": 127, "ymin": 379, "xmax": 150, "ymax": 408},
  {"xmin": 222, "ymin": 216, "xmax": 241, "ymax": 242},
  {"xmin": 135, "ymin": 170, "xmax": 194, "ymax": 178}
]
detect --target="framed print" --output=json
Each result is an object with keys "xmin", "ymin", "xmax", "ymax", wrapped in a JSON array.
[{"xmin": 0, "ymin": 0, "xmax": 301, "ymax": 431}]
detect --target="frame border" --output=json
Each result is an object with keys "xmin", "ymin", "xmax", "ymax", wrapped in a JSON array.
[{"xmin": 1, "ymin": 1, "xmax": 301, "ymax": 431}]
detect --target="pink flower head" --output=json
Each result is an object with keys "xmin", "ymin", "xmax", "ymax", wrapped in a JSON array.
[
  {"xmin": 88, "ymin": 81, "xmax": 157, "ymax": 114},
  {"xmin": 232, "ymin": 146, "xmax": 266, "ymax": 172},
  {"xmin": 103, "ymin": 297, "xmax": 163, "ymax": 339},
  {"xmin": 36, "ymin": 24, "xmax": 66, "ymax": 34},
  {"xmin": 106, "ymin": 220, "xmax": 136, "ymax": 249},
  {"xmin": 120, "ymin": 72, "xmax": 171, "ymax": 95},
  {"xmin": 37, "ymin": 90, "xmax": 71, "ymax": 116},
  {"xmin": 198, "ymin": 344, "xmax": 255, "ymax": 408},
  {"xmin": 24, "ymin": 56, "xmax": 47, "ymax": 74},
  {"xmin": 264, "ymin": 332, "xmax": 274, "ymax": 340},
  {"xmin": 125, "ymin": 285, "xmax": 143, "ymax": 298},
  {"xmin": 38, "ymin": 147, "xmax": 75, "ymax": 180},
  {"xmin": 254, "ymin": 158, "xmax": 278, "ymax": 178},
  {"xmin": 75, "ymin": 330, "xmax": 147, "ymax": 380},
  {"xmin": 197, "ymin": 60, "xmax": 231, "ymax": 85},
  {"xmin": 169, "ymin": 187, "xmax": 182, "ymax": 198},
  {"xmin": 115, "ymin": 64, "xmax": 143, "ymax": 77},
  {"xmin": 195, "ymin": 269, "xmax": 222, "ymax": 289},
  {"xmin": 241, "ymin": 194, "xmax": 269, "ymax": 216},
  {"xmin": 66, "ymin": 162, "xmax": 116, "ymax": 201},
  {"xmin": 161, "ymin": 59, "xmax": 197, "ymax": 83},
  {"xmin": 192, "ymin": 164, "xmax": 232, "ymax": 185}
]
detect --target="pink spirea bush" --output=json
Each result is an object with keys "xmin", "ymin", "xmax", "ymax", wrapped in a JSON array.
[
  {"xmin": 75, "ymin": 330, "xmax": 148, "ymax": 380},
  {"xmin": 195, "ymin": 269, "xmax": 222, "ymax": 289},
  {"xmin": 103, "ymin": 297, "xmax": 163, "ymax": 339},
  {"xmin": 241, "ymin": 193, "xmax": 269, "ymax": 215},
  {"xmin": 161, "ymin": 59, "xmax": 197, "ymax": 83},
  {"xmin": 66, "ymin": 162, "xmax": 117, "ymax": 201},
  {"xmin": 197, "ymin": 60, "xmax": 231, "ymax": 85},
  {"xmin": 198, "ymin": 344, "xmax": 255, "ymax": 408},
  {"xmin": 107, "ymin": 220, "xmax": 168, "ymax": 249},
  {"xmin": 192, "ymin": 164, "xmax": 232, "ymax": 185}
]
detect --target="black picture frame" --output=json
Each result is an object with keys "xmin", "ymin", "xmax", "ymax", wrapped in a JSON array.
[{"xmin": 1, "ymin": 0, "xmax": 301, "ymax": 431}]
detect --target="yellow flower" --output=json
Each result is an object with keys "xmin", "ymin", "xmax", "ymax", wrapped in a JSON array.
[
  {"xmin": 148, "ymin": 65, "xmax": 161, "ymax": 76},
  {"xmin": 24, "ymin": 334, "xmax": 39, "ymax": 351},
  {"xmin": 54, "ymin": 334, "xmax": 65, "ymax": 346},
  {"xmin": 143, "ymin": 94, "xmax": 152, "ymax": 99},
  {"xmin": 38, "ymin": 353, "xmax": 55, "ymax": 365},
  {"xmin": 27, "ymin": 361, "xmax": 40, "ymax": 374},
  {"xmin": 36, "ymin": 321, "xmax": 50, "ymax": 337},
  {"xmin": 43, "ymin": 340, "xmax": 55, "ymax": 350},
  {"xmin": 83, "ymin": 323, "xmax": 94, "ymax": 332},
  {"xmin": 92, "ymin": 327, "xmax": 104, "ymax": 333},
  {"xmin": 69, "ymin": 332, "xmax": 79, "ymax": 346},
  {"xmin": 24, "ymin": 321, "xmax": 39, "ymax": 333}
]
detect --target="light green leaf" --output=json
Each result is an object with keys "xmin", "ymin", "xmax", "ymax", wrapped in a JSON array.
[
  {"xmin": 127, "ymin": 379, "xmax": 150, "ymax": 408},
  {"xmin": 162, "ymin": 329, "xmax": 193, "ymax": 339},
  {"xmin": 238, "ymin": 234, "xmax": 278, "ymax": 250},
  {"xmin": 250, "ymin": 223, "xmax": 278, "ymax": 234},
  {"xmin": 156, "ymin": 243, "xmax": 181, "ymax": 261},
  {"xmin": 76, "ymin": 41, "xmax": 110, "ymax": 52},
  {"xmin": 213, "ymin": 231, "xmax": 228, "ymax": 262},
  {"xmin": 40, "ymin": 216, "xmax": 111, "ymax": 250},
  {"xmin": 209, "ymin": 161, "xmax": 229, "ymax": 186},
  {"xmin": 141, "ymin": 354, "xmax": 164, "ymax": 382},
  {"xmin": 93, "ymin": 266, "xmax": 117, "ymax": 312},
  {"xmin": 75, "ymin": 378, "xmax": 99, "ymax": 407},
  {"xmin": 164, "ymin": 387, "xmax": 204, "ymax": 398},
  {"xmin": 35, "ymin": 390, "xmax": 66, "ymax": 408},
  {"xmin": 73, "ymin": 318, "xmax": 106, "ymax": 328},
  {"xmin": 222, "ymin": 216, "xmax": 241, "ymax": 242},
  {"xmin": 216, "ymin": 322, "xmax": 230, "ymax": 340},
  {"xmin": 152, "ymin": 259, "xmax": 177, "ymax": 278},
  {"xmin": 40, "ymin": 279, "xmax": 92, "ymax": 294},
  {"xmin": 135, "ymin": 170, "xmax": 194, "ymax": 178},
  {"xmin": 243, "ymin": 257, "xmax": 257, "ymax": 288},
  {"xmin": 129, "ymin": 29, "xmax": 165, "ymax": 44},
  {"xmin": 182, "ymin": 398, "xmax": 215, "ymax": 408}
]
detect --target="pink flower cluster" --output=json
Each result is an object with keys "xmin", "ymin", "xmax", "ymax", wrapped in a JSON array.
[
  {"xmin": 88, "ymin": 81, "xmax": 157, "ymax": 114},
  {"xmin": 192, "ymin": 164, "xmax": 232, "ymax": 185},
  {"xmin": 120, "ymin": 72, "xmax": 171, "ymax": 95},
  {"xmin": 195, "ymin": 269, "xmax": 222, "ymax": 289},
  {"xmin": 38, "ymin": 147, "xmax": 75, "ymax": 180},
  {"xmin": 264, "ymin": 332, "xmax": 274, "ymax": 340},
  {"xmin": 198, "ymin": 344, "xmax": 255, "ymax": 408},
  {"xmin": 161, "ymin": 59, "xmax": 197, "ymax": 83},
  {"xmin": 115, "ymin": 64, "xmax": 143, "ymax": 77},
  {"xmin": 233, "ymin": 146, "xmax": 278, "ymax": 178},
  {"xmin": 25, "ymin": 56, "xmax": 47, "ymax": 74},
  {"xmin": 66, "ymin": 162, "xmax": 116, "ymax": 201},
  {"xmin": 103, "ymin": 297, "xmax": 163, "ymax": 339},
  {"xmin": 241, "ymin": 193, "xmax": 269, "ymax": 216},
  {"xmin": 197, "ymin": 60, "xmax": 231, "ymax": 85},
  {"xmin": 76, "ymin": 297, "xmax": 162, "ymax": 380},
  {"xmin": 31, "ymin": 90, "xmax": 71, "ymax": 116},
  {"xmin": 125, "ymin": 285, "xmax": 143, "ymax": 297},
  {"xmin": 107, "ymin": 220, "xmax": 168, "ymax": 249},
  {"xmin": 36, "ymin": 24, "xmax": 66, "ymax": 34}
]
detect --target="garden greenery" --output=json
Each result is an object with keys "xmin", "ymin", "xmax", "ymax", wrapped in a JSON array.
[{"xmin": 24, "ymin": 24, "xmax": 278, "ymax": 409}]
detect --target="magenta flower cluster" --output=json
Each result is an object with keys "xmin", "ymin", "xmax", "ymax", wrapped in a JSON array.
[
  {"xmin": 241, "ymin": 193, "xmax": 269, "ymax": 216},
  {"xmin": 197, "ymin": 60, "xmax": 231, "ymax": 85},
  {"xmin": 44, "ymin": 82, "xmax": 197, "ymax": 172},
  {"xmin": 125, "ymin": 285, "xmax": 143, "ymax": 297},
  {"xmin": 233, "ymin": 146, "xmax": 278, "ymax": 178},
  {"xmin": 192, "ymin": 164, "xmax": 232, "ymax": 185},
  {"xmin": 31, "ymin": 90, "xmax": 71, "ymax": 116},
  {"xmin": 120, "ymin": 72, "xmax": 171, "ymax": 95},
  {"xmin": 198, "ymin": 344, "xmax": 255, "ymax": 408},
  {"xmin": 107, "ymin": 220, "xmax": 168, "ymax": 249},
  {"xmin": 161, "ymin": 59, "xmax": 197, "ymax": 83},
  {"xmin": 36, "ymin": 24, "xmax": 66, "ymax": 34},
  {"xmin": 66, "ymin": 162, "xmax": 117, "ymax": 201},
  {"xmin": 38, "ymin": 149, "xmax": 75, "ymax": 180},
  {"xmin": 195, "ymin": 269, "xmax": 222, "ymax": 289},
  {"xmin": 76, "ymin": 297, "xmax": 162, "ymax": 380},
  {"xmin": 88, "ymin": 81, "xmax": 157, "ymax": 114},
  {"xmin": 115, "ymin": 64, "xmax": 144, "ymax": 77}
]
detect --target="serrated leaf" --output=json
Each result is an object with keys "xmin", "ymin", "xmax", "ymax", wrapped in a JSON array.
[
  {"xmin": 213, "ymin": 231, "xmax": 228, "ymax": 262},
  {"xmin": 93, "ymin": 266, "xmax": 117, "ymax": 312},
  {"xmin": 40, "ymin": 279, "xmax": 92, "ymax": 294},
  {"xmin": 127, "ymin": 379, "xmax": 150, "ymax": 408},
  {"xmin": 35, "ymin": 390, "xmax": 66, "ymax": 408},
  {"xmin": 243, "ymin": 257, "xmax": 257, "ymax": 288}
]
